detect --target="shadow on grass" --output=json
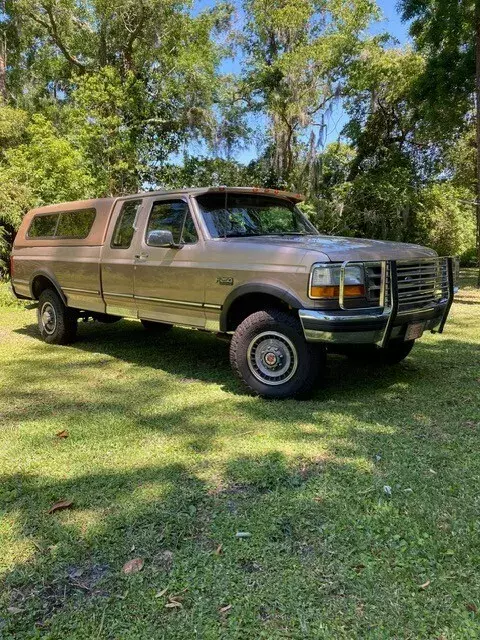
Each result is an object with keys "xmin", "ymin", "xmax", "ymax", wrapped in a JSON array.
[
  {"xmin": 2, "ymin": 438, "xmax": 480, "ymax": 638},
  {"xmin": 0, "ymin": 452, "xmax": 354, "ymax": 635},
  {"xmin": 12, "ymin": 317, "xmax": 480, "ymax": 416}
]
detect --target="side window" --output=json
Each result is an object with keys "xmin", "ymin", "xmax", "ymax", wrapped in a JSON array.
[
  {"xmin": 146, "ymin": 200, "xmax": 198, "ymax": 246},
  {"xmin": 56, "ymin": 209, "xmax": 96, "ymax": 239},
  {"xmin": 111, "ymin": 200, "xmax": 142, "ymax": 249},
  {"xmin": 28, "ymin": 214, "xmax": 59, "ymax": 238}
]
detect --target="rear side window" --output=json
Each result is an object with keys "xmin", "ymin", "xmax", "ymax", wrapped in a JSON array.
[
  {"xmin": 56, "ymin": 209, "xmax": 96, "ymax": 238},
  {"xmin": 111, "ymin": 200, "xmax": 142, "ymax": 248},
  {"xmin": 28, "ymin": 214, "xmax": 59, "ymax": 238},
  {"xmin": 27, "ymin": 209, "xmax": 96, "ymax": 239}
]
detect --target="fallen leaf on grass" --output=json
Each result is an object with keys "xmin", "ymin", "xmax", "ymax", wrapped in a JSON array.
[
  {"xmin": 353, "ymin": 564, "xmax": 366, "ymax": 573},
  {"xmin": 219, "ymin": 604, "xmax": 232, "ymax": 613},
  {"xmin": 168, "ymin": 595, "xmax": 184, "ymax": 603},
  {"xmin": 48, "ymin": 500, "xmax": 73, "ymax": 514},
  {"xmin": 466, "ymin": 603, "xmax": 478, "ymax": 613},
  {"xmin": 122, "ymin": 558, "xmax": 144, "ymax": 575},
  {"xmin": 215, "ymin": 544, "xmax": 223, "ymax": 555},
  {"xmin": 165, "ymin": 601, "xmax": 182, "ymax": 608},
  {"xmin": 55, "ymin": 430, "xmax": 69, "ymax": 438},
  {"xmin": 418, "ymin": 580, "xmax": 431, "ymax": 590},
  {"xmin": 155, "ymin": 588, "xmax": 168, "ymax": 598}
]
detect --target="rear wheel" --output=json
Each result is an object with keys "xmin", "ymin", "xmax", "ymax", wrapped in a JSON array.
[
  {"xmin": 37, "ymin": 289, "xmax": 77, "ymax": 345},
  {"xmin": 346, "ymin": 339, "xmax": 415, "ymax": 365},
  {"xmin": 230, "ymin": 309, "xmax": 325, "ymax": 399},
  {"xmin": 140, "ymin": 319, "xmax": 173, "ymax": 334}
]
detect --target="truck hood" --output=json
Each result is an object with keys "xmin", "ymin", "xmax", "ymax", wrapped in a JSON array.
[{"xmin": 222, "ymin": 235, "xmax": 437, "ymax": 262}]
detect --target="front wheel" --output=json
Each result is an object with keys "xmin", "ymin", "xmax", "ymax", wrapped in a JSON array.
[
  {"xmin": 230, "ymin": 309, "xmax": 325, "ymax": 399},
  {"xmin": 37, "ymin": 289, "xmax": 78, "ymax": 344}
]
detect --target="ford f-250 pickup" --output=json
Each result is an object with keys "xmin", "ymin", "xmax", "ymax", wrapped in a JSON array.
[{"xmin": 11, "ymin": 187, "xmax": 457, "ymax": 398}]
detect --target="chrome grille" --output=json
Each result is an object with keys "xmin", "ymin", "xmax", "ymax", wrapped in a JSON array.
[{"xmin": 365, "ymin": 258, "xmax": 450, "ymax": 313}]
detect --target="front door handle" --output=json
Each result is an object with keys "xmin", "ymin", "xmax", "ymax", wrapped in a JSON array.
[{"xmin": 135, "ymin": 252, "xmax": 149, "ymax": 261}]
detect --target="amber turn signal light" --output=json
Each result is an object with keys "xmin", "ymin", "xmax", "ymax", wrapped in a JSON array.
[{"xmin": 310, "ymin": 285, "xmax": 365, "ymax": 299}]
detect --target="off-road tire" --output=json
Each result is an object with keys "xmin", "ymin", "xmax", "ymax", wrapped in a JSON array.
[
  {"xmin": 140, "ymin": 319, "xmax": 173, "ymax": 334},
  {"xmin": 346, "ymin": 339, "xmax": 415, "ymax": 365},
  {"xmin": 37, "ymin": 289, "xmax": 78, "ymax": 345},
  {"xmin": 230, "ymin": 309, "xmax": 325, "ymax": 399}
]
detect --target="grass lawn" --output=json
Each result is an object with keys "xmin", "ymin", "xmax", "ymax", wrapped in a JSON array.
[{"xmin": 1, "ymin": 272, "xmax": 479, "ymax": 639}]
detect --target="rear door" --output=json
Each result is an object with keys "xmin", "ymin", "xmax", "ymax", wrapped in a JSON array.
[
  {"xmin": 101, "ymin": 198, "xmax": 144, "ymax": 317},
  {"xmin": 134, "ymin": 195, "xmax": 206, "ymax": 327}
]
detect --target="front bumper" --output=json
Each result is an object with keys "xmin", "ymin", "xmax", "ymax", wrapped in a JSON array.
[
  {"xmin": 299, "ymin": 303, "xmax": 447, "ymax": 345},
  {"xmin": 299, "ymin": 257, "xmax": 456, "ymax": 346}
]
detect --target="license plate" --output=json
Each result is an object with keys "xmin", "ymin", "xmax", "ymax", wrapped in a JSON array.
[{"xmin": 405, "ymin": 321, "xmax": 425, "ymax": 341}]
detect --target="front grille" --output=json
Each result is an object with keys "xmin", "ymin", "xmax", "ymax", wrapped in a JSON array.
[{"xmin": 366, "ymin": 258, "xmax": 449, "ymax": 313}]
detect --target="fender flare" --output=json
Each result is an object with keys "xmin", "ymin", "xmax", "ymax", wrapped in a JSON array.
[
  {"xmin": 29, "ymin": 270, "xmax": 68, "ymax": 306},
  {"xmin": 219, "ymin": 282, "xmax": 304, "ymax": 332}
]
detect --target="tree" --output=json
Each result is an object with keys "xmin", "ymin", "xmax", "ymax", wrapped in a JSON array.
[
  {"xmin": 241, "ymin": 0, "xmax": 378, "ymax": 187},
  {"xmin": 1, "ymin": 0, "xmax": 237, "ymax": 194},
  {"xmin": 399, "ymin": 0, "xmax": 479, "ymax": 282}
]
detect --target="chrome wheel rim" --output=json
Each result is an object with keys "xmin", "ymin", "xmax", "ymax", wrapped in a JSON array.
[
  {"xmin": 247, "ymin": 331, "xmax": 298, "ymax": 386},
  {"xmin": 40, "ymin": 302, "xmax": 57, "ymax": 335}
]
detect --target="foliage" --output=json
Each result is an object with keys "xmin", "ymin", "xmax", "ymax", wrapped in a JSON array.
[
  {"xmin": 159, "ymin": 156, "xmax": 256, "ymax": 189},
  {"xmin": 413, "ymin": 183, "xmax": 476, "ymax": 259},
  {"xmin": 0, "ymin": 106, "xmax": 29, "ymax": 153},
  {"xmin": 4, "ymin": 114, "xmax": 95, "ymax": 206},
  {"xmin": 397, "ymin": 0, "xmax": 479, "ymax": 276},
  {"xmin": 1, "ymin": 0, "xmax": 237, "ymax": 195},
  {"xmin": 399, "ymin": 0, "xmax": 476, "ymax": 137}
]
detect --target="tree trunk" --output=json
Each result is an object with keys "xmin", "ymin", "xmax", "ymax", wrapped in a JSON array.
[
  {"xmin": 476, "ymin": 2, "xmax": 480, "ymax": 286},
  {"xmin": 0, "ymin": 31, "xmax": 7, "ymax": 102}
]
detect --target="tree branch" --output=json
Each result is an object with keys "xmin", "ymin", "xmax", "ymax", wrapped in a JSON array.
[
  {"xmin": 124, "ymin": 3, "xmax": 146, "ymax": 71},
  {"xmin": 28, "ymin": 6, "xmax": 87, "ymax": 72}
]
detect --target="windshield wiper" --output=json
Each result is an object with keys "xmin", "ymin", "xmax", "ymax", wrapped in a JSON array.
[
  {"xmin": 223, "ymin": 232, "xmax": 315, "ymax": 238},
  {"xmin": 263, "ymin": 232, "xmax": 314, "ymax": 236},
  {"xmin": 223, "ymin": 232, "xmax": 262, "ymax": 238}
]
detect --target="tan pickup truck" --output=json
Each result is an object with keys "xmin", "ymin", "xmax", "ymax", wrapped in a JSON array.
[{"xmin": 11, "ymin": 187, "xmax": 457, "ymax": 398}]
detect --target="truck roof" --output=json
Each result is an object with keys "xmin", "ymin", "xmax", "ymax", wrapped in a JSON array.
[
  {"xmin": 27, "ymin": 186, "xmax": 305, "ymax": 216},
  {"xmin": 15, "ymin": 187, "xmax": 306, "ymax": 248}
]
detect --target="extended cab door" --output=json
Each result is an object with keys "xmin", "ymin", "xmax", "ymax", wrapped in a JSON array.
[
  {"xmin": 133, "ymin": 195, "xmax": 206, "ymax": 328},
  {"xmin": 101, "ymin": 198, "xmax": 144, "ymax": 317}
]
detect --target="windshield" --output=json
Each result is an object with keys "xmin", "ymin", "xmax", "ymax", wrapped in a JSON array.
[{"xmin": 195, "ymin": 193, "xmax": 318, "ymax": 238}]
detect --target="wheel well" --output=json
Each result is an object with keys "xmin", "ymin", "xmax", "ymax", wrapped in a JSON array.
[
  {"xmin": 224, "ymin": 293, "xmax": 294, "ymax": 332},
  {"xmin": 31, "ymin": 275, "xmax": 59, "ymax": 300}
]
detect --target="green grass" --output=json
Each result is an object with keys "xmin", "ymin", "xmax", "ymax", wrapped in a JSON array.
[{"xmin": 0, "ymin": 273, "xmax": 479, "ymax": 639}]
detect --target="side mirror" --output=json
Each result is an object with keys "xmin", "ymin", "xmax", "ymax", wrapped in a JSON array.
[{"xmin": 147, "ymin": 229, "xmax": 176, "ymax": 247}]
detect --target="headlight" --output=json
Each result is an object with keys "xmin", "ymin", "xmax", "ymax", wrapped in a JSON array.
[{"xmin": 309, "ymin": 263, "xmax": 365, "ymax": 299}]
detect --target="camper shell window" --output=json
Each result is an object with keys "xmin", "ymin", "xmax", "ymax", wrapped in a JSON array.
[{"xmin": 27, "ymin": 208, "xmax": 96, "ymax": 239}]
